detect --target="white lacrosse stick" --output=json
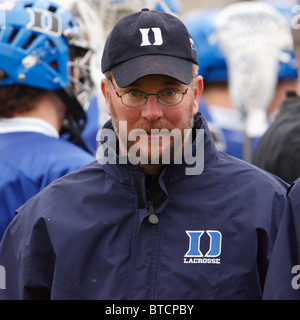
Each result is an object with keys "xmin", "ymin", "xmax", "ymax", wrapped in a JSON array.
[{"xmin": 214, "ymin": 1, "xmax": 293, "ymax": 160}]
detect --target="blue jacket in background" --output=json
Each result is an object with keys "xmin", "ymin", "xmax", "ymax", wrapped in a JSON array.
[
  {"xmin": 0, "ymin": 113, "xmax": 288, "ymax": 299},
  {"xmin": 0, "ymin": 132, "xmax": 95, "ymax": 190},
  {"xmin": 0, "ymin": 162, "xmax": 39, "ymax": 239},
  {"xmin": 0, "ymin": 130, "xmax": 95, "ymax": 239}
]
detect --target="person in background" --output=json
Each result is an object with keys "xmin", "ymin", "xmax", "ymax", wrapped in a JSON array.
[
  {"xmin": 259, "ymin": 13, "xmax": 300, "ymax": 299},
  {"xmin": 262, "ymin": 177, "xmax": 300, "ymax": 300},
  {"xmin": 183, "ymin": 2, "xmax": 297, "ymax": 161},
  {"xmin": 0, "ymin": 0, "xmax": 95, "ymax": 238},
  {"xmin": 252, "ymin": 16, "xmax": 300, "ymax": 184},
  {"xmin": 256, "ymin": 7, "xmax": 300, "ymax": 300},
  {"xmin": 52, "ymin": 0, "xmax": 106, "ymax": 154}
]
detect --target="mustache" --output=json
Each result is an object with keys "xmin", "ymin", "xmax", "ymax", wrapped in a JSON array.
[{"xmin": 133, "ymin": 122, "xmax": 172, "ymax": 133}]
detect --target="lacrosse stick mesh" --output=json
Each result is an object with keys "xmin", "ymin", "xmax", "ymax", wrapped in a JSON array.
[{"xmin": 214, "ymin": 1, "xmax": 293, "ymax": 138}]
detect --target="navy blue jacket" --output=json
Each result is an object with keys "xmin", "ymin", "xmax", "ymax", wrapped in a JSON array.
[
  {"xmin": 263, "ymin": 178, "xmax": 300, "ymax": 300},
  {"xmin": 0, "ymin": 113, "xmax": 287, "ymax": 299}
]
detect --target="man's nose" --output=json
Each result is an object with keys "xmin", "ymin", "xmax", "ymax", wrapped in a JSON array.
[{"xmin": 141, "ymin": 95, "xmax": 163, "ymax": 121}]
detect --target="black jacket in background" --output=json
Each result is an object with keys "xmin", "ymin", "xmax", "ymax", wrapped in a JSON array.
[{"xmin": 252, "ymin": 91, "xmax": 300, "ymax": 184}]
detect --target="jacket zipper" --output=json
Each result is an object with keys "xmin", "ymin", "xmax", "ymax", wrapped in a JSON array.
[
  {"xmin": 147, "ymin": 200, "xmax": 159, "ymax": 225},
  {"xmin": 134, "ymin": 174, "xmax": 162, "ymax": 225}
]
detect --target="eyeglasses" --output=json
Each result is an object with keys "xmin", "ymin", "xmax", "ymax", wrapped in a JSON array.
[{"xmin": 109, "ymin": 80, "xmax": 189, "ymax": 108}]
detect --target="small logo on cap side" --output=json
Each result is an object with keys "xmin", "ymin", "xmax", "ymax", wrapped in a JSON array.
[
  {"xmin": 140, "ymin": 27, "xmax": 163, "ymax": 46},
  {"xmin": 190, "ymin": 38, "xmax": 196, "ymax": 51}
]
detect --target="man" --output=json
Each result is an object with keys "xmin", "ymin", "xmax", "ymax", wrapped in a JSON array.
[
  {"xmin": 252, "ymin": 90, "xmax": 300, "ymax": 184},
  {"xmin": 0, "ymin": 0, "xmax": 95, "ymax": 237},
  {"xmin": 262, "ymin": 11, "xmax": 300, "ymax": 300},
  {"xmin": 0, "ymin": 9, "xmax": 288, "ymax": 300}
]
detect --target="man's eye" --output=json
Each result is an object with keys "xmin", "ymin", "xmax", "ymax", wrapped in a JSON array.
[
  {"xmin": 128, "ymin": 90, "xmax": 142, "ymax": 97},
  {"xmin": 163, "ymin": 89, "xmax": 176, "ymax": 97}
]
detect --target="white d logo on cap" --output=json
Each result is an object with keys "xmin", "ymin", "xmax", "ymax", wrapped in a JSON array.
[{"xmin": 139, "ymin": 27, "xmax": 163, "ymax": 46}]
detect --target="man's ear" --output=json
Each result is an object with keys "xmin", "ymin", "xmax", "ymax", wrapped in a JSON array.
[
  {"xmin": 192, "ymin": 75, "xmax": 204, "ymax": 115},
  {"xmin": 101, "ymin": 78, "xmax": 111, "ymax": 115}
]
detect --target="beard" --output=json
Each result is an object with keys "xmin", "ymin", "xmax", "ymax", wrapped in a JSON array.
[{"xmin": 108, "ymin": 97, "xmax": 195, "ymax": 165}]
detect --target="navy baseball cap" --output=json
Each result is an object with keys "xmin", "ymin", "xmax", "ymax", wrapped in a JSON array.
[{"xmin": 101, "ymin": 8, "xmax": 198, "ymax": 88}]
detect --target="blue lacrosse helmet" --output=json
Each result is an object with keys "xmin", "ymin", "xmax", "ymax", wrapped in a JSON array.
[
  {"xmin": 183, "ymin": 9, "xmax": 227, "ymax": 83},
  {"xmin": 154, "ymin": 0, "xmax": 180, "ymax": 14},
  {"xmin": 0, "ymin": 0, "xmax": 90, "ymax": 89},
  {"xmin": 0, "ymin": 0, "xmax": 94, "ymax": 152}
]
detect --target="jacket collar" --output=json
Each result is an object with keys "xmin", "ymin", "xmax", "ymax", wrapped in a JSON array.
[
  {"xmin": 0, "ymin": 117, "xmax": 59, "ymax": 138},
  {"xmin": 279, "ymin": 91, "xmax": 300, "ymax": 113},
  {"xmin": 98, "ymin": 112, "xmax": 218, "ymax": 183}
]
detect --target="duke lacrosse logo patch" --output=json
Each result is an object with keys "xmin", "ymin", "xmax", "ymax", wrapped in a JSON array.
[{"xmin": 183, "ymin": 230, "xmax": 222, "ymax": 264}]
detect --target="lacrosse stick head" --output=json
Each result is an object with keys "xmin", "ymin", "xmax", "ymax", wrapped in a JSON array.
[{"xmin": 214, "ymin": 1, "xmax": 294, "ymax": 137}]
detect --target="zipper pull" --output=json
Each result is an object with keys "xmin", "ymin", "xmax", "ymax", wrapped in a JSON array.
[{"xmin": 147, "ymin": 201, "xmax": 159, "ymax": 225}]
